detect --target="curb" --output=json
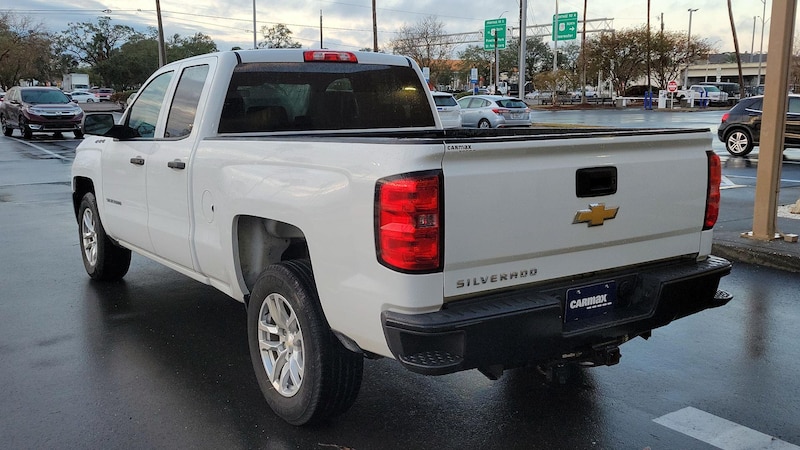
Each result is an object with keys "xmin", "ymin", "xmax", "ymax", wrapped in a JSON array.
[{"xmin": 712, "ymin": 241, "xmax": 800, "ymax": 273}]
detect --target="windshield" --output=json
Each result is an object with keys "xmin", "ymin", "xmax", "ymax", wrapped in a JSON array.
[{"xmin": 21, "ymin": 89, "xmax": 71, "ymax": 105}]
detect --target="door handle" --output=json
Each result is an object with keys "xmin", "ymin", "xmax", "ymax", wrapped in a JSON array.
[
  {"xmin": 130, "ymin": 156, "xmax": 145, "ymax": 166},
  {"xmin": 167, "ymin": 160, "xmax": 186, "ymax": 170}
]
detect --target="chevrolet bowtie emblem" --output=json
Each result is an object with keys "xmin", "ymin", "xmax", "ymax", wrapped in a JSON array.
[{"xmin": 573, "ymin": 203, "xmax": 619, "ymax": 226}]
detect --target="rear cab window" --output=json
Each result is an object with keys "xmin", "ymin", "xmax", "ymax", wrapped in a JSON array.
[
  {"xmin": 496, "ymin": 99, "xmax": 527, "ymax": 108},
  {"xmin": 433, "ymin": 94, "xmax": 458, "ymax": 107},
  {"xmin": 218, "ymin": 61, "xmax": 435, "ymax": 132}
]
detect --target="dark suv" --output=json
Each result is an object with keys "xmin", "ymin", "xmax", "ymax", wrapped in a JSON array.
[
  {"xmin": 0, "ymin": 86, "xmax": 84, "ymax": 139},
  {"xmin": 717, "ymin": 94, "xmax": 800, "ymax": 156}
]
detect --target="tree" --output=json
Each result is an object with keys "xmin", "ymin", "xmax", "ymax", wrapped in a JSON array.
[
  {"xmin": 98, "ymin": 31, "xmax": 218, "ymax": 91},
  {"xmin": 499, "ymin": 38, "xmax": 553, "ymax": 88},
  {"xmin": 0, "ymin": 12, "xmax": 56, "ymax": 87},
  {"xmin": 167, "ymin": 32, "xmax": 217, "ymax": 60},
  {"xmin": 96, "ymin": 36, "xmax": 159, "ymax": 91},
  {"xmin": 585, "ymin": 27, "xmax": 648, "ymax": 95},
  {"xmin": 57, "ymin": 16, "xmax": 138, "ymax": 67},
  {"xmin": 649, "ymin": 30, "xmax": 713, "ymax": 90},
  {"xmin": 458, "ymin": 45, "xmax": 492, "ymax": 86},
  {"xmin": 389, "ymin": 16, "xmax": 454, "ymax": 86},
  {"xmin": 258, "ymin": 24, "xmax": 301, "ymax": 49}
]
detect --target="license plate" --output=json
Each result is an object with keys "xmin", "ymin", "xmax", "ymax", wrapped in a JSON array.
[
  {"xmin": 564, "ymin": 281, "xmax": 616, "ymax": 323},
  {"xmin": 511, "ymin": 113, "xmax": 524, "ymax": 119}
]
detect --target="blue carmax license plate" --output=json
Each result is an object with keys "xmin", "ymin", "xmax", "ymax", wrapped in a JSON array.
[{"xmin": 564, "ymin": 281, "xmax": 616, "ymax": 323}]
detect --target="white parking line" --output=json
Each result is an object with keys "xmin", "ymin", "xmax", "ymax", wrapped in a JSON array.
[
  {"xmin": 720, "ymin": 175, "xmax": 746, "ymax": 189},
  {"xmin": 654, "ymin": 407, "xmax": 799, "ymax": 450},
  {"xmin": 12, "ymin": 139, "xmax": 67, "ymax": 160},
  {"xmin": 726, "ymin": 175, "xmax": 800, "ymax": 184}
]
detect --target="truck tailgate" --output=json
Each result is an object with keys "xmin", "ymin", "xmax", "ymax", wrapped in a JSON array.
[{"xmin": 441, "ymin": 129, "xmax": 713, "ymax": 298}]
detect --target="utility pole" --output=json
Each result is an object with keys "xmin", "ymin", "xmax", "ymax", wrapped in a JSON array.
[
  {"xmin": 372, "ymin": 0, "xmax": 378, "ymax": 52},
  {"xmin": 155, "ymin": 0, "xmax": 167, "ymax": 67}
]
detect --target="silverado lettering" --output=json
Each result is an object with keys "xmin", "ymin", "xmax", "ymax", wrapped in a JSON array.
[
  {"xmin": 456, "ymin": 268, "xmax": 538, "ymax": 288},
  {"xmin": 71, "ymin": 49, "xmax": 733, "ymax": 427}
]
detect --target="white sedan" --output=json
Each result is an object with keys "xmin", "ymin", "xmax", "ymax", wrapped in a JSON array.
[{"xmin": 69, "ymin": 91, "xmax": 99, "ymax": 103}]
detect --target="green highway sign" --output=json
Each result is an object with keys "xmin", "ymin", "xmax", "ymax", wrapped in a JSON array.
[
  {"xmin": 552, "ymin": 12, "xmax": 578, "ymax": 41},
  {"xmin": 484, "ymin": 18, "xmax": 507, "ymax": 50}
]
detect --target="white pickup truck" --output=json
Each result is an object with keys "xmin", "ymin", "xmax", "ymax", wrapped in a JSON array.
[
  {"xmin": 71, "ymin": 49, "xmax": 732, "ymax": 425},
  {"xmin": 676, "ymin": 85, "xmax": 730, "ymax": 105}
]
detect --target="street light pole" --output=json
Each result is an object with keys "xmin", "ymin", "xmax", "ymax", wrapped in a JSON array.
[
  {"xmin": 684, "ymin": 8, "xmax": 698, "ymax": 88},
  {"xmin": 751, "ymin": 16, "xmax": 757, "ymax": 62},
  {"xmin": 757, "ymin": 0, "xmax": 767, "ymax": 85},
  {"xmin": 495, "ymin": 11, "xmax": 507, "ymax": 95}
]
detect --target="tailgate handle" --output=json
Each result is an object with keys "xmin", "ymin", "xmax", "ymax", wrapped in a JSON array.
[{"xmin": 576, "ymin": 167, "xmax": 617, "ymax": 198}]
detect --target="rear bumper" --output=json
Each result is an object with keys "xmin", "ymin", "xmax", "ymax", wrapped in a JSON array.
[{"xmin": 382, "ymin": 256, "xmax": 732, "ymax": 376}]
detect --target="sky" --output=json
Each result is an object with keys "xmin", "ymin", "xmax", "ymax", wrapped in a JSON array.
[{"xmin": 6, "ymin": 0, "xmax": 788, "ymax": 57}]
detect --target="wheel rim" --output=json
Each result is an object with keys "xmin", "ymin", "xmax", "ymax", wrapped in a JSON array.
[
  {"xmin": 81, "ymin": 208, "xmax": 98, "ymax": 267},
  {"xmin": 727, "ymin": 131, "xmax": 750, "ymax": 155},
  {"xmin": 479, "ymin": 120, "xmax": 490, "ymax": 128},
  {"xmin": 258, "ymin": 293, "xmax": 304, "ymax": 397}
]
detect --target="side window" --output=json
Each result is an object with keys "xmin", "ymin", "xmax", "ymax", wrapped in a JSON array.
[
  {"xmin": 789, "ymin": 98, "xmax": 800, "ymax": 114},
  {"xmin": 746, "ymin": 99, "xmax": 763, "ymax": 112},
  {"xmin": 165, "ymin": 65, "xmax": 209, "ymax": 138},
  {"xmin": 127, "ymin": 71, "xmax": 174, "ymax": 138}
]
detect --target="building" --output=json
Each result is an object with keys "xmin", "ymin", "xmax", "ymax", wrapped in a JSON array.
[{"xmin": 685, "ymin": 53, "xmax": 768, "ymax": 90}]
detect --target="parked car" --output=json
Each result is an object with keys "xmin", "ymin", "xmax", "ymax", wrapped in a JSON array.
[
  {"xmin": 571, "ymin": 89, "xmax": 597, "ymax": 100},
  {"xmin": 91, "ymin": 87, "xmax": 114, "ymax": 101},
  {"xmin": 431, "ymin": 92, "xmax": 462, "ymax": 128},
  {"xmin": 456, "ymin": 95, "xmax": 532, "ymax": 128},
  {"xmin": 717, "ymin": 94, "xmax": 800, "ymax": 156},
  {"xmin": 0, "ymin": 86, "xmax": 84, "ymax": 139},
  {"xmin": 69, "ymin": 91, "xmax": 99, "ymax": 103}
]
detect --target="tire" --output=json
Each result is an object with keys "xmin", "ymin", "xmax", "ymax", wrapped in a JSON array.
[
  {"xmin": 74, "ymin": 129, "xmax": 84, "ymax": 139},
  {"xmin": 20, "ymin": 116, "xmax": 32, "ymax": 139},
  {"xmin": 78, "ymin": 192, "xmax": 131, "ymax": 280},
  {"xmin": 478, "ymin": 118, "xmax": 492, "ymax": 129},
  {"xmin": 725, "ymin": 129, "xmax": 754, "ymax": 156},
  {"xmin": 1, "ymin": 115, "xmax": 12, "ymax": 136},
  {"xmin": 247, "ymin": 260, "xmax": 363, "ymax": 426}
]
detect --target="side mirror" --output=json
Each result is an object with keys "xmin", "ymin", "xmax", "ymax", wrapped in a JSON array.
[
  {"xmin": 82, "ymin": 113, "xmax": 140, "ymax": 139},
  {"xmin": 82, "ymin": 113, "xmax": 116, "ymax": 136}
]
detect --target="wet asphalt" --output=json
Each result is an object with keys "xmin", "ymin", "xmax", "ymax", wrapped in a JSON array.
[{"xmin": 1, "ymin": 116, "xmax": 799, "ymax": 448}]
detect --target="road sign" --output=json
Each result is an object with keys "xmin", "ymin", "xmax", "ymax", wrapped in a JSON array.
[
  {"xmin": 552, "ymin": 12, "xmax": 578, "ymax": 41},
  {"xmin": 484, "ymin": 18, "xmax": 507, "ymax": 51},
  {"xmin": 668, "ymin": 80, "xmax": 678, "ymax": 92}
]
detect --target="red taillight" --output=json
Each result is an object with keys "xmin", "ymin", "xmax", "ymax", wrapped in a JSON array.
[
  {"xmin": 704, "ymin": 151, "xmax": 722, "ymax": 230},
  {"xmin": 303, "ymin": 50, "xmax": 358, "ymax": 63},
  {"xmin": 491, "ymin": 108, "xmax": 511, "ymax": 115},
  {"xmin": 375, "ymin": 171, "xmax": 442, "ymax": 273},
  {"xmin": 720, "ymin": 112, "xmax": 730, "ymax": 123}
]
